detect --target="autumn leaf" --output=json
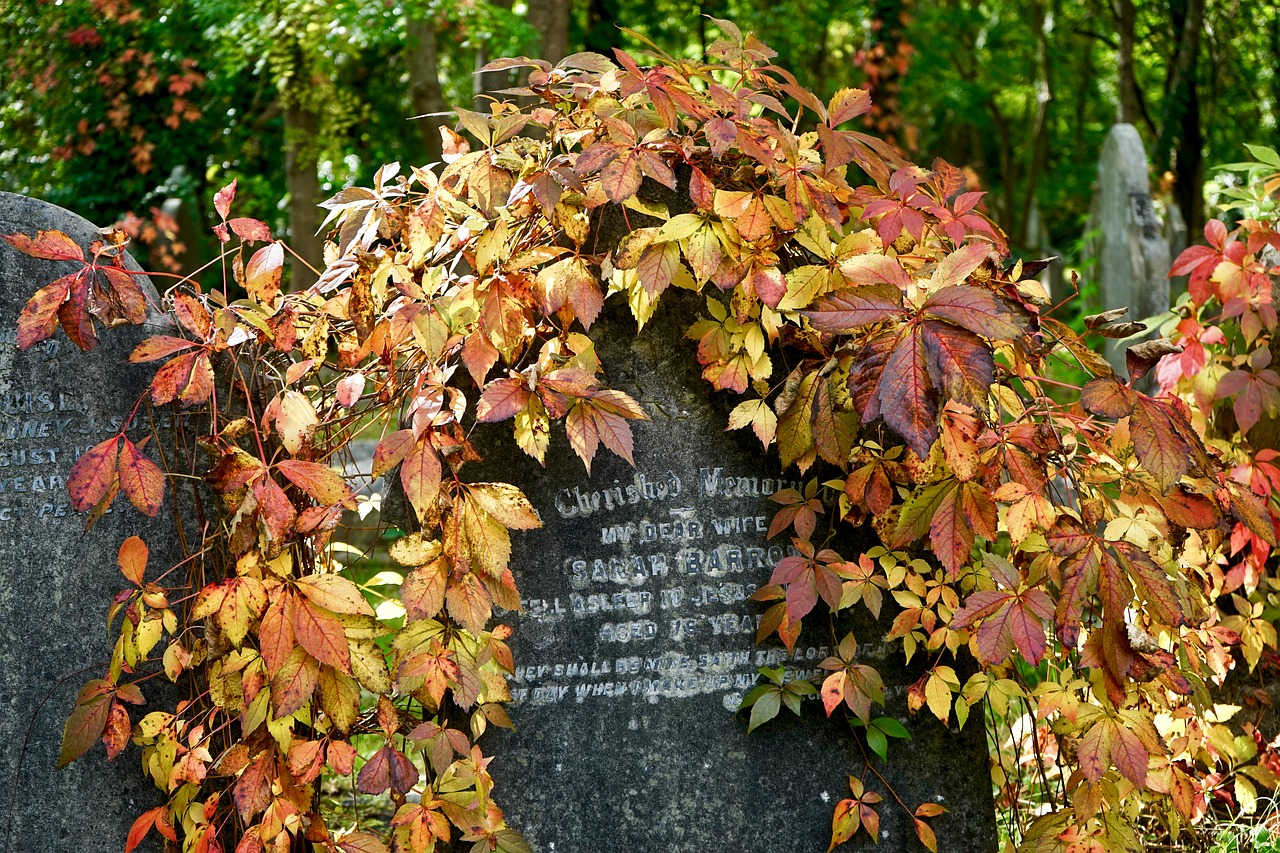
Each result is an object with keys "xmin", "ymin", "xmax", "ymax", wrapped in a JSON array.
[
  {"xmin": 276, "ymin": 460, "xmax": 354, "ymax": 508},
  {"xmin": 401, "ymin": 437, "xmax": 442, "ymax": 523},
  {"xmin": 68, "ymin": 437, "xmax": 120, "ymax": 512},
  {"xmin": 3, "ymin": 229, "xmax": 85, "ymax": 261},
  {"xmin": 58, "ymin": 679, "xmax": 114, "ymax": 767},
  {"xmin": 290, "ymin": 594, "xmax": 351, "ymax": 673},
  {"xmin": 295, "ymin": 573, "xmax": 376, "ymax": 617},
  {"xmin": 446, "ymin": 572, "xmax": 493, "ymax": 635},
  {"xmin": 271, "ymin": 646, "xmax": 320, "ymax": 718},
  {"xmin": 118, "ymin": 437, "xmax": 165, "ymax": 516},
  {"xmin": 117, "ymin": 536, "xmax": 148, "ymax": 586},
  {"xmin": 233, "ymin": 751, "xmax": 274, "ymax": 821},
  {"xmin": 16, "ymin": 271, "xmax": 77, "ymax": 350},
  {"xmin": 357, "ymin": 744, "xmax": 419, "ymax": 795},
  {"xmin": 371, "ymin": 429, "xmax": 417, "ymax": 478}
]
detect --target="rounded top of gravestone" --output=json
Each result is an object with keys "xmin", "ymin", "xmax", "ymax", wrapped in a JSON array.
[{"xmin": 1098, "ymin": 123, "xmax": 1151, "ymax": 192}]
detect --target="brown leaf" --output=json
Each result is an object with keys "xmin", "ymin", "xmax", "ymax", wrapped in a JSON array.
[
  {"xmin": 102, "ymin": 700, "xmax": 131, "ymax": 760},
  {"xmin": 1126, "ymin": 338, "xmax": 1183, "ymax": 383},
  {"xmin": 233, "ymin": 751, "xmax": 274, "ymax": 821}
]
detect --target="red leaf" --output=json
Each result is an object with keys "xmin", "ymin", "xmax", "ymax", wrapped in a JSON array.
[
  {"xmin": 233, "ymin": 751, "xmax": 274, "ymax": 821},
  {"xmin": 16, "ymin": 271, "xmax": 77, "ymax": 350},
  {"xmin": 476, "ymin": 379, "xmax": 532, "ymax": 424},
  {"xmin": 928, "ymin": 485, "xmax": 974, "ymax": 578},
  {"xmin": 118, "ymin": 437, "xmax": 165, "ymax": 516},
  {"xmin": 57, "ymin": 275, "xmax": 98, "ymax": 350},
  {"xmin": 876, "ymin": 327, "xmax": 937, "ymax": 457},
  {"xmin": 1131, "ymin": 398, "xmax": 1190, "ymax": 493},
  {"xmin": 371, "ymin": 429, "xmax": 417, "ymax": 479},
  {"xmin": 276, "ymin": 460, "xmax": 353, "ymax": 507},
  {"xmin": 601, "ymin": 149, "xmax": 643, "ymax": 202},
  {"xmin": 923, "ymin": 284, "xmax": 1027, "ymax": 340},
  {"xmin": 97, "ymin": 265, "xmax": 148, "ymax": 325},
  {"xmin": 254, "ymin": 475, "xmax": 297, "ymax": 549},
  {"xmin": 3, "ymin": 229, "xmax": 84, "ymax": 261},
  {"xmin": 68, "ymin": 437, "xmax": 120, "ymax": 512},
  {"xmin": 150, "ymin": 351, "xmax": 197, "ymax": 406},
  {"xmin": 118, "ymin": 535, "xmax": 148, "ymax": 586}
]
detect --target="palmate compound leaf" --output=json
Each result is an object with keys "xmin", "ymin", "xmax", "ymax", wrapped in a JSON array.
[{"xmin": 952, "ymin": 587, "xmax": 1055, "ymax": 665}]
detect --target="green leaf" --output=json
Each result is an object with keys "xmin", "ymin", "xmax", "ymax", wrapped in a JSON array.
[
  {"xmin": 1244, "ymin": 143, "xmax": 1280, "ymax": 168},
  {"xmin": 747, "ymin": 690, "xmax": 782, "ymax": 733},
  {"xmin": 870, "ymin": 717, "xmax": 911, "ymax": 739},
  {"xmin": 865, "ymin": 725, "xmax": 888, "ymax": 761}
]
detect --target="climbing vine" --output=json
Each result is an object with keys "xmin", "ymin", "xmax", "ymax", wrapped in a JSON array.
[{"xmin": 7, "ymin": 20, "xmax": 1277, "ymax": 853}]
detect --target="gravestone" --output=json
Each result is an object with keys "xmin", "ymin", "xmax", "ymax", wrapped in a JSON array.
[
  {"xmin": 1083, "ymin": 124, "xmax": 1172, "ymax": 375},
  {"xmin": 482, "ymin": 293, "xmax": 997, "ymax": 852},
  {"xmin": 0, "ymin": 193, "xmax": 182, "ymax": 851}
]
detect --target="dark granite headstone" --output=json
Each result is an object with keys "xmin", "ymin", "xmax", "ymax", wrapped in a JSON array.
[
  {"xmin": 484, "ymin": 293, "xmax": 996, "ymax": 852},
  {"xmin": 0, "ymin": 193, "xmax": 181, "ymax": 851}
]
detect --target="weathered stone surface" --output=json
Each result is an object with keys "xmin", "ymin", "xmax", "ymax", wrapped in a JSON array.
[
  {"xmin": 0, "ymin": 193, "xmax": 179, "ymax": 851},
  {"xmin": 481, "ymin": 293, "xmax": 996, "ymax": 852},
  {"xmin": 1084, "ymin": 124, "xmax": 1172, "ymax": 374}
]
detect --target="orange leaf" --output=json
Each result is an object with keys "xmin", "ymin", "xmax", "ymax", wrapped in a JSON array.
[
  {"xmin": 3, "ymin": 229, "xmax": 84, "ymax": 261},
  {"xmin": 125, "ymin": 806, "xmax": 167, "ymax": 853},
  {"xmin": 258, "ymin": 596, "xmax": 295, "ymax": 677},
  {"xmin": 129, "ymin": 335, "xmax": 197, "ymax": 363},
  {"xmin": 150, "ymin": 351, "xmax": 196, "ymax": 406},
  {"xmin": 914, "ymin": 818, "xmax": 938, "ymax": 853},
  {"xmin": 119, "ymin": 437, "xmax": 165, "ymax": 516},
  {"xmin": 276, "ymin": 460, "xmax": 354, "ymax": 507},
  {"xmin": 233, "ymin": 751, "xmax": 274, "ymax": 821},
  {"xmin": 15, "ymin": 271, "xmax": 77, "ymax": 350},
  {"xmin": 117, "ymin": 535, "xmax": 148, "ymax": 586},
  {"xmin": 68, "ymin": 437, "xmax": 120, "ymax": 512},
  {"xmin": 402, "ymin": 558, "xmax": 447, "ymax": 620},
  {"xmin": 102, "ymin": 699, "xmax": 131, "ymax": 760},
  {"xmin": 290, "ymin": 594, "xmax": 351, "ymax": 673}
]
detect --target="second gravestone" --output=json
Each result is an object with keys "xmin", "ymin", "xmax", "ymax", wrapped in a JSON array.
[
  {"xmin": 0, "ymin": 193, "xmax": 182, "ymax": 852},
  {"xmin": 484, "ymin": 293, "xmax": 996, "ymax": 852}
]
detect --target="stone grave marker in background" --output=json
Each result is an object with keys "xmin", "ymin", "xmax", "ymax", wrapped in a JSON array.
[
  {"xmin": 0, "ymin": 193, "xmax": 182, "ymax": 851},
  {"xmin": 1083, "ymin": 124, "xmax": 1173, "ymax": 375},
  {"xmin": 480, "ymin": 294, "xmax": 996, "ymax": 852}
]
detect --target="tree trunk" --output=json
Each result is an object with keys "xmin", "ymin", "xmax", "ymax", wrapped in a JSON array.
[
  {"xmin": 1114, "ymin": 0, "xmax": 1141, "ymax": 124},
  {"xmin": 283, "ymin": 97, "xmax": 322, "ymax": 291},
  {"xmin": 406, "ymin": 15, "xmax": 448, "ymax": 164},
  {"xmin": 527, "ymin": 0, "xmax": 570, "ymax": 64},
  {"xmin": 1017, "ymin": 0, "xmax": 1054, "ymax": 248},
  {"xmin": 1156, "ymin": 0, "xmax": 1205, "ymax": 236},
  {"xmin": 476, "ymin": 0, "xmax": 516, "ymax": 101}
]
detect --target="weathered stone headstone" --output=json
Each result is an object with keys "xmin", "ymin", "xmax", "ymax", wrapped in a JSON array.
[
  {"xmin": 483, "ymin": 294, "xmax": 996, "ymax": 852},
  {"xmin": 1083, "ymin": 124, "xmax": 1172, "ymax": 374},
  {"xmin": 0, "ymin": 193, "xmax": 181, "ymax": 851}
]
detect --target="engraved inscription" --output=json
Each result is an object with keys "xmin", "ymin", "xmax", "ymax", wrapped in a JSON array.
[{"xmin": 507, "ymin": 464, "xmax": 823, "ymax": 709}]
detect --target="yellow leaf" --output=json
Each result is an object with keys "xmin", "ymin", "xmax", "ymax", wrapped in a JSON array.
[{"xmin": 925, "ymin": 672, "xmax": 951, "ymax": 723}]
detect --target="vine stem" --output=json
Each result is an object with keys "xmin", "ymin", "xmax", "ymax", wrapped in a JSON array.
[{"xmin": 4, "ymin": 661, "xmax": 109, "ymax": 848}]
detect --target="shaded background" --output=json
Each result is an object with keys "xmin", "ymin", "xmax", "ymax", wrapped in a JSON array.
[{"xmin": 1, "ymin": 0, "xmax": 1275, "ymax": 292}]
